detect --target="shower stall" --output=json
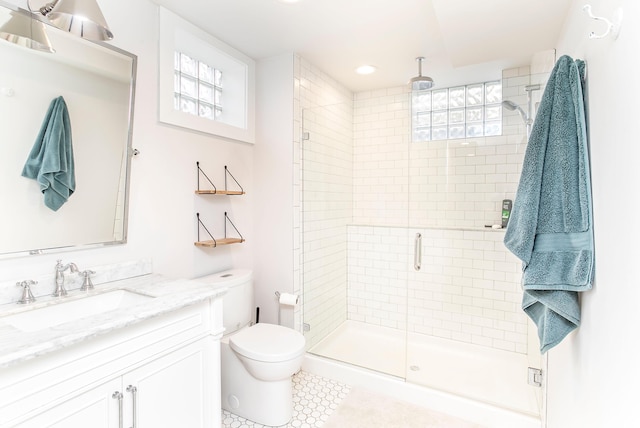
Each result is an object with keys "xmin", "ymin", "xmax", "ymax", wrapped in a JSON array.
[{"xmin": 299, "ymin": 61, "xmax": 549, "ymax": 421}]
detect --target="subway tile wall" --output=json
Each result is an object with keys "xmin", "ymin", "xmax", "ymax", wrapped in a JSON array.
[
  {"xmin": 348, "ymin": 67, "xmax": 536, "ymax": 352},
  {"xmin": 299, "ymin": 56, "xmax": 554, "ymax": 354},
  {"xmin": 353, "ymin": 68, "xmax": 536, "ymax": 230},
  {"xmin": 295, "ymin": 56, "xmax": 354, "ymax": 349},
  {"xmin": 352, "ymin": 87, "xmax": 411, "ymax": 226},
  {"xmin": 348, "ymin": 225, "xmax": 528, "ymax": 353}
]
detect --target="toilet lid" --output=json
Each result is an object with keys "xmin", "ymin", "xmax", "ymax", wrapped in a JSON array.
[{"xmin": 230, "ymin": 323, "xmax": 306, "ymax": 363}]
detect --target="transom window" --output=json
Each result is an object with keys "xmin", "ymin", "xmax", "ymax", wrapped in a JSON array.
[
  {"xmin": 159, "ymin": 7, "xmax": 255, "ymax": 143},
  {"xmin": 411, "ymin": 81, "xmax": 502, "ymax": 142},
  {"xmin": 174, "ymin": 52, "xmax": 223, "ymax": 121}
]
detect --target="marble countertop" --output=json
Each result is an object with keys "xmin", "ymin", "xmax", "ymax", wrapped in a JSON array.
[{"xmin": 0, "ymin": 274, "xmax": 227, "ymax": 368}]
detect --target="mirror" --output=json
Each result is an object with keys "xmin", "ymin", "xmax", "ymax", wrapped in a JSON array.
[{"xmin": 0, "ymin": 1, "xmax": 136, "ymax": 258}]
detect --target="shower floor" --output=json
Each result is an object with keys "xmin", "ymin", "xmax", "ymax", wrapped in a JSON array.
[{"xmin": 309, "ymin": 320, "xmax": 540, "ymax": 417}]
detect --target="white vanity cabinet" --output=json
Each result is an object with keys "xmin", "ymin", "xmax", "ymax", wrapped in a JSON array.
[
  {"xmin": 14, "ymin": 378, "xmax": 122, "ymax": 428},
  {"xmin": 0, "ymin": 298, "xmax": 224, "ymax": 428}
]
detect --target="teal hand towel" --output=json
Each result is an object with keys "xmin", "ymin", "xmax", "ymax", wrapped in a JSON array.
[
  {"xmin": 21, "ymin": 96, "xmax": 76, "ymax": 211},
  {"xmin": 504, "ymin": 55, "xmax": 594, "ymax": 353}
]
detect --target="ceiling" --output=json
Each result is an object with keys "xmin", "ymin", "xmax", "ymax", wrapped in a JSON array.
[{"xmin": 151, "ymin": 0, "xmax": 572, "ymax": 92}]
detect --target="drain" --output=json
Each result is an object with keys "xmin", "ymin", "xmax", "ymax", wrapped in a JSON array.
[{"xmin": 409, "ymin": 365, "xmax": 420, "ymax": 371}]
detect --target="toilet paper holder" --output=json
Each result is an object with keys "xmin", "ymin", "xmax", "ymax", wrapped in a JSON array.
[{"xmin": 274, "ymin": 291, "xmax": 299, "ymax": 326}]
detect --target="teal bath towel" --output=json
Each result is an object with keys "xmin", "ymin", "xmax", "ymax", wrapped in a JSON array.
[
  {"xmin": 21, "ymin": 96, "xmax": 76, "ymax": 211},
  {"xmin": 504, "ymin": 55, "xmax": 594, "ymax": 353}
]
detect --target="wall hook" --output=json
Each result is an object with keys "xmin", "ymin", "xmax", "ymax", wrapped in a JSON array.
[{"xmin": 582, "ymin": 4, "xmax": 623, "ymax": 40}]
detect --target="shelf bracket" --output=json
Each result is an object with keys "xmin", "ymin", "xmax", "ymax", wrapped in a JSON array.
[
  {"xmin": 224, "ymin": 211, "xmax": 244, "ymax": 242},
  {"xmin": 196, "ymin": 212, "xmax": 217, "ymax": 247},
  {"xmin": 196, "ymin": 162, "xmax": 217, "ymax": 193},
  {"xmin": 224, "ymin": 166, "xmax": 244, "ymax": 194}
]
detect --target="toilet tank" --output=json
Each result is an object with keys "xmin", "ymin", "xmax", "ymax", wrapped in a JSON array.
[{"xmin": 196, "ymin": 269, "xmax": 253, "ymax": 335}]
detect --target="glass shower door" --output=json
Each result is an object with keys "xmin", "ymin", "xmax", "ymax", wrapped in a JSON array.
[
  {"xmin": 405, "ymin": 83, "xmax": 543, "ymax": 417},
  {"xmin": 301, "ymin": 102, "xmax": 410, "ymax": 379}
]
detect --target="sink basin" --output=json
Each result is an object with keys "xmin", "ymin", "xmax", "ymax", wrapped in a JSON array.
[{"xmin": 0, "ymin": 290, "xmax": 155, "ymax": 332}]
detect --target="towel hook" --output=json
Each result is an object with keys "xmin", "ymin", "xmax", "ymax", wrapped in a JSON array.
[{"xmin": 582, "ymin": 4, "xmax": 623, "ymax": 40}]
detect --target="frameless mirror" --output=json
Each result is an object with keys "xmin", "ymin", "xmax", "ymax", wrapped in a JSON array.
[{"xmin": 0, "ymin": 1, "xmax": 136, "ymax": 258}]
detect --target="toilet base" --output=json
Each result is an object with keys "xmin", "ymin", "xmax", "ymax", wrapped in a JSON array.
[{"xmin": 221, "ymin": 340, "xmax": 294, "ymax": 426}]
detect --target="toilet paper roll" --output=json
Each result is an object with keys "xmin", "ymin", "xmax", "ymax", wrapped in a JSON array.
[{"xmin": 279, "ymin": 292, "xmax": 299, "ymax": 307}]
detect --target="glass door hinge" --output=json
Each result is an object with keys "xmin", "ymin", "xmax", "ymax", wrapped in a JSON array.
[{"xmin": 528, "ymin": 367, "xmax": 543, "ymax": 387}]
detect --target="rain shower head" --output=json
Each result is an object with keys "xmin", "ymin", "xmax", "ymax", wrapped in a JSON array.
[{"xmin": 409, "ymin": 57, "xmax": 434, "ymax": 91}]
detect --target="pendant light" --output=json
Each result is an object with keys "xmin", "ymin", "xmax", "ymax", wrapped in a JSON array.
[
  {"xmin": 34, "ymin": 0, "xmax": 113, "ymax": 41},
  {"xmin": 0, "ymin": 10, "xmax": 54, "ymax": 53}
]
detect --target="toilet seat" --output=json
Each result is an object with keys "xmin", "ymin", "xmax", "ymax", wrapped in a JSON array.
[{"xmin": 230, "ymin": 323, "xmax": 305, "ymax": 363}]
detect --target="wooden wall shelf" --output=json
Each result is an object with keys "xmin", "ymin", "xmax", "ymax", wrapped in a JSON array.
[
  {"xmin": 195, "ymin": 212, "xmax": 244, "ymax": 248},
  {"xmin": 196, "ymin": 162, "xmax": 245, "ymax": 195},
  {"xmin": 194, "ymin": 190, "xmax": 244, "ymax": 195},
  {"xmin": 194, "ymin": 238, "xmax": 245, "ymax": 248}
]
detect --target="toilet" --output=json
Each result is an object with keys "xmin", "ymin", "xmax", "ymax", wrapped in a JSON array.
[{"xmin": 198, "ymin": 269, "xmax": 306, "ymax": 426}]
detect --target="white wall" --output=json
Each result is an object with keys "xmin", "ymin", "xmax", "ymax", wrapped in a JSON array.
[
  {"xmin": 254, "ymin": 54, "xmax": 295, "ymax": 326},
  {"xmin": 0, "ymin": 0, "xmax": 254, "ymax": 288},
  {"xmin": 547, "ymin": 1, "xmax": 640, "ymax": 427}
]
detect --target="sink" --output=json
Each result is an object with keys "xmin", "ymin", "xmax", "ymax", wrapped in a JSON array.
[{"xmin": 0, "ymin": 290, "xmax": 155, "ymax": 332}]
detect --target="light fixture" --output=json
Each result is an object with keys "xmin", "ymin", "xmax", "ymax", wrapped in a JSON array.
[
  {"xmin": 355, "ymin": 65, "xmax": 376, "ymax": 75},
  {"xmin": 409, "ymin": 57, "xmax": 434, "ymax": 91},
  {"xmin": 0, "ymin": 10, "xmax": 54, "ymax": 53},
  {"xmin": 32, "ymin": 0, "xmax": 113, "ymax": 41}
]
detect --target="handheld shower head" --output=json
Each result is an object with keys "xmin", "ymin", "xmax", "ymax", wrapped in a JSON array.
[
  {"xmin": 502, "ymin": 99, "xmax": 534, "ymax": 138},
  {"xmin": 502, "ymin": 100, "xmax": 529, "ymax": 124},
  {"xmin": 501, "ymin": 100, "xmax": 518, "ymax": 111}
]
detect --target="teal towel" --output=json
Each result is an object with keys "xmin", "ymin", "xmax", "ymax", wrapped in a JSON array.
[
  {"xmin": 21, "ymin": 96, "xmax": 76, "ymax": 211},
  {"xmin": 504, "ymin": 55, "xmax": 594, "ymax": 353}
]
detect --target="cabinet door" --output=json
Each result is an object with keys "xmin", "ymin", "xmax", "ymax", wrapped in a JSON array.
[
  {"xmin": 122, "ymin": 339, "xmax": 218, "ymax": 428},
  {"xmin": 15, "ymin": 377, "xmax": 121, "ymax": 428}
]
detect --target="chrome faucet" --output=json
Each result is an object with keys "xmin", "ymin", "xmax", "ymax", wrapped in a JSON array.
[
  {"xmin": 16, "ymin": 280, "xmax": 37, "ymax": 304},
  {"xmin": 53, "ymin": 260, "xmax": 79, "ymax": 297},
  {"xmin": 79, "ymin": 270, "xmax": 96, "ymax": 291}
]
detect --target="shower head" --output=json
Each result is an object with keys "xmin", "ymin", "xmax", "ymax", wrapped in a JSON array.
[
  {"xmin": 409, "ymin": 57, "xmax": 434, "ymax": 91},
  {"xmin": 502, "ymin": 100, "xmax": 529, "ymax": 123}
]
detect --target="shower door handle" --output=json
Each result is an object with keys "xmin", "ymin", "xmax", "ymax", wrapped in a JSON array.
[{"xmin": 414, "ymin": 233, "xmax": 422, "ymax": 271}]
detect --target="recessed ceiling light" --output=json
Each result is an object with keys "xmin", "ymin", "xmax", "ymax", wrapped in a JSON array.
[
  {"xmin": 277, "ymin": 0, "xmax": 301, "ymax": 3},
  {"xmin": 355, "ymin": 65, "xmax": 377, "ymax": 75}
]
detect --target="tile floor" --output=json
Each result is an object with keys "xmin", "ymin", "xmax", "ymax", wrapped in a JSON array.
[{"xmin": 221, "ymin": 371, "xmax": 351, "ymax": 428}]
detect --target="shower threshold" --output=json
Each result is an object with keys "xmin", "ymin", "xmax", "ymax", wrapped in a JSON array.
[
  {"xmin": 309, "ymin": 320, "xmax": 540, "ymax": 418},
  {"xmin": 309, "ymin": 320, "xmax": 406, "ymax": 377}
]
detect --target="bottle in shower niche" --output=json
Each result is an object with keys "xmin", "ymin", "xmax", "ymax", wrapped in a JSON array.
[{"xmin": 501, "ymin": 199, "xmax": 512, "ymax": 228}]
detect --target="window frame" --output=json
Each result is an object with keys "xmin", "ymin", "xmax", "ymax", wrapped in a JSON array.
[{"xmin": 158, "ymin": 7, "xmax": 255, "ymax": 144}]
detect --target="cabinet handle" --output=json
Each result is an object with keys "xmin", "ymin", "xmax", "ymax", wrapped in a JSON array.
[
  {"xmin": 414, "ymin": 233, "xmax": 422, "ymax": 271},
  {"xmin": 112, "ymin": 391, "xmax": 123, "ymax": 428},
  {"xmin": 126, "ymin": 385, "xmax": 138, "ymax": 428}
]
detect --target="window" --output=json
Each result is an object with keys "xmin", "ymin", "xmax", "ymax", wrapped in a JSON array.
[
  {"xmin": 158, "ymin": 7, "xmax": 255, "ymax": 144},
  {"xmin": 174, "ymin": 52, "xmax": 223, "ymax": 121},
  {"xmin": 412, "ymin": 81, "xmax": 502, "ymax": 142}
]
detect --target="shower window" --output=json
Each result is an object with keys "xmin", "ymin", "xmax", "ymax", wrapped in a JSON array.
[{"xmin": 411, "ymin": 81, "xmax": 502, "ymax": 142}]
